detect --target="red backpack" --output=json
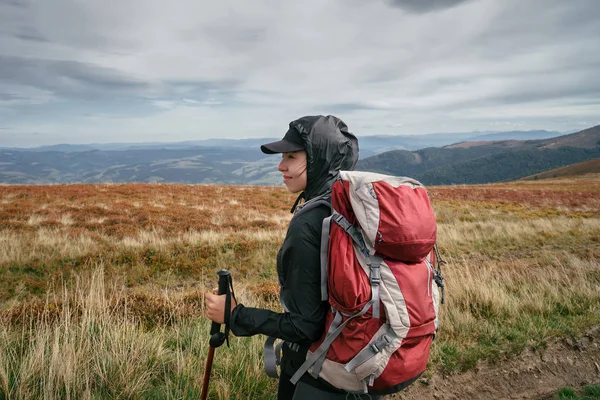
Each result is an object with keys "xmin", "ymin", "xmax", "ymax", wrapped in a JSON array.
[{"xmin": 281, "ymin": 171, "xmax": 444, "ymax": 395}]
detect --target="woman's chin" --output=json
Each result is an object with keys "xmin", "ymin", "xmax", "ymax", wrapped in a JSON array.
[{"xmin": 284, "ymin": 184, "xmax": 301, "ymax": 194}]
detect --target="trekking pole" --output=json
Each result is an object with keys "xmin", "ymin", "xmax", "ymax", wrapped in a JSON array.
[{"xmin": 201, "ymin": 269, "xmax": 234, "ymax": 400}]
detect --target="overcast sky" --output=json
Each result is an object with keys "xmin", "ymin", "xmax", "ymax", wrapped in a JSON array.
[{"xmin": 1, "ymin": 0, "xmax": 599, "ymax": 147}]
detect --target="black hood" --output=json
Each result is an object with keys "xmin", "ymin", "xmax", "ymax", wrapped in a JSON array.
[{"xmin": 289, "ymin": 115, "xmax": 359, "ymax": 201}]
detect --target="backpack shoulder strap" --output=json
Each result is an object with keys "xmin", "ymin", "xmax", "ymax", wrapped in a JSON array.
[
  {"xmin": 294, "ymin": 196, "xmax": 332, "ymax": 302},
  {"xmin": 293, "ymin": 196, "xmax": 331, "ymax": 219},
  {"xmin": 319, "ymin": 215, "xmax": 332, "ymax": 301}
]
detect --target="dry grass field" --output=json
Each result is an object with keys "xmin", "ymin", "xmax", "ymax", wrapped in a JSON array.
[{"xmin": 0, "ymin": 174, "xmax": 599, "ymax": 399}]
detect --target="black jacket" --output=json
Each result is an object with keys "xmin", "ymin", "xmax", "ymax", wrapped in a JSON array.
[{"xmin": 230, "ymin": 115, "xmax": 359, "ymax": 387}]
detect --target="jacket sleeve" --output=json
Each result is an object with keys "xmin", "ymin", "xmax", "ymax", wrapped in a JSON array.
[{"xmin": 229, "ymin": 210, "xmax": 328, "ymax": 344}]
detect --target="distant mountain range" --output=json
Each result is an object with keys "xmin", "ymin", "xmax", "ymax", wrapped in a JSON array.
[
  {"xmin": 0, "ymin": 147, "xmax": 278, "ymax": 185},
  {"xmin": 359, "ymin": 125, "xmax": 600, "ymax": 185},
  {"xmin": 3, "ymin": 129, "xmax": 564, "ymax": 155},
  {"xmin": 0, "ymin": 128, "xmax": 594, "ymax": 186}
]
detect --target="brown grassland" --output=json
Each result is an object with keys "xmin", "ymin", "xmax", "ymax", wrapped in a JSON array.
[{"xmin": 0, "ymin": 174, "xmax": 599, "ymax": 399}]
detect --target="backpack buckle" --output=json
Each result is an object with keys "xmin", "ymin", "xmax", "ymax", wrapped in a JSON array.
[
  {"xmin": 367, "ymin": 257, "xmax": 382, "ymax": 286},
  {"xmin": 332, "ymin": 213, "xmax": 350, "ymax": 230},
  {"xmin": 370, "ymin": 275, "xmax": 381, "ymax": 286}
]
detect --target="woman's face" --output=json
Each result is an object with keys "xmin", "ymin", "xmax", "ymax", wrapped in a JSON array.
[{"xmin": 278, "ymin": 151, "xmax": 307, "ymax": 193}]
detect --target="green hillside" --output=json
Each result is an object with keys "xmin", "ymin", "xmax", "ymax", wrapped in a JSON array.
[
  {"xmin": 520, "ymin": 158, "xmax": 600, "ymax": 180},
  {"xmin": 357, "ymin": 145, "xmax": 508, "ymax": 177},
  {"xmin": 415, "ymin": 147, "xmax": 600, "ymax": 185}
]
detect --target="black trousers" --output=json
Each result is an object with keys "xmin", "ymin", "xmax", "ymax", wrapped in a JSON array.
[
  {"xmin": 277, "ymin": 373, "xmax": 296, "ymax": 399},
  {"xmin": 277, "ymin": 374, "xmax": 382, "ymax": 400}
]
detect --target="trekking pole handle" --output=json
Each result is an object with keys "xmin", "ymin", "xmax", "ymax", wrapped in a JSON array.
[{"xmin": 209, "ymin": 269, "xmax": 230, "ymax": 347}]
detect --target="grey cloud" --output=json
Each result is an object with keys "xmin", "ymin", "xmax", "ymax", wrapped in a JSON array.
[
  {"xmin": 363, "ymin": 66, "xmax": 409, "ymax": 85},
  {"xmin": 0, "ymin": 0, "xmax": 140, "ymax": 54},
  {"xmin": 387, "ymin": 0, "xmax": 472, "ymax": 13},
  {"xmin": 429, "ymin": 74, "xmax": 600, "ymax": 113},
  {"xmin": 490, "ymin": 92, "xmax": 600, "ymax": 109},
  {"xmin": 473, "ymin": 2, "xmax": 600, "ymax": 61},
  {"xmin": 166, "ymin": 79, "xmax": 241, "ymax": 92},
  {"xmin": 190, "ymin": 25, "xmax": 267, "ymax": 53},
  {"xmin": 363, "ymin": 0, "xmax": 600, "ymax": 112},
  {"xmin": 327, "ymin": 103, "xmax": 371, "ymax": 112},
  {"xmin": 0, "ymin": 55, "xmax": 151, "ymax": 99},
  {"xmin": 161, "ymin": 79, "xmax": 242, "ymax": 105},
  {"xmin": 0, "ymin": 0, "xmax": 26, "ymax": 8},
  {"xmin": 13, "ymin": 26, "xmax": 48, "ymax": 42},
  {"xmin": 0, "ymin": 93, "xmax": 26, "ymax": 101},
  {"xmin": 483, "ymin": 76, "xmax": 600, "ymax": 108},
  {"xmin": 327, "ymin": 102, "xmax": 392, "ymax": 112}
]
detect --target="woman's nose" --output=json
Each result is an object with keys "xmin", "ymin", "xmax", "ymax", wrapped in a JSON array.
[{"xmin": 277, "ymin": 159, "xmax": 286, "ymax": 172}]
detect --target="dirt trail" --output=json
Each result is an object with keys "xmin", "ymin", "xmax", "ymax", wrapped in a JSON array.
[{"xmin": 392, "ymin": 327, "xmax": 600, "ymax": 400}]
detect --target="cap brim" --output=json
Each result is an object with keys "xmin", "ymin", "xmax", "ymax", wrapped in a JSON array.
[{"xmin": 260, "ymin": 139, "xmax": 305, "ymax": 154}]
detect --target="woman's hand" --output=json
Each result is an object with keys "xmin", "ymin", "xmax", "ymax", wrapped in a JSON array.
[{"xmin": 205, "ymin": 291, "xmax": 237, "ymax": 324}]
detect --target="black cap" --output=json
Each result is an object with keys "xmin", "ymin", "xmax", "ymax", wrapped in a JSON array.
[{"xmin": 260, "ymin": 127, "xmax": 305, "ymax": 154}]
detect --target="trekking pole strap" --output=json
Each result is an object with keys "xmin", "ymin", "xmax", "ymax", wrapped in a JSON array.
[{"xmin": 223, "ymin": 274, "xmax": 236, "ymax": 347}]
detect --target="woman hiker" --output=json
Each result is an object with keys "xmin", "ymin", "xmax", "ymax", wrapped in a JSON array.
[{"xmin": 205, "ymin": 115, "xmax": 381, "ymax": 399}]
